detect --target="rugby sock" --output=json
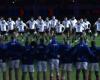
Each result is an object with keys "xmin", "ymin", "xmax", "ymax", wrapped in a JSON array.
[
  {"xmin": 56, "ymin": 72, "xmax": 60, "ymax": 80},
  {"xmin": 50, "ymin": 73, "xmax": 53, "ymax": 80}
]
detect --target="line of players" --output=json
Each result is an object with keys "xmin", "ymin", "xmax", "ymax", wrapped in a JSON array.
[
  {"xmin": 0, "ymin": 35, "xmax": 100, "ymax": 80},
  {"xmin": 0, "ymin": 16, "xmax": 100, "ymax": 39}
]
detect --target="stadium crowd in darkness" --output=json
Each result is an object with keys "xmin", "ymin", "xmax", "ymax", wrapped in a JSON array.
[{"xmin": 0, "ymin": 16, "xmax": 99, "ymax": 80}]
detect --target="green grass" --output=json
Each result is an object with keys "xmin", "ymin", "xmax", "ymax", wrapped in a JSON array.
[{"xmin": 0, "ymin": 34, "xmax": 100, "ymax": 80}]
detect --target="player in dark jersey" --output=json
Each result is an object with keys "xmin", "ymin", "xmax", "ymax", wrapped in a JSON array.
[
  {"xmin": 73, "ymin": 37, "xmax": 93, "ymax": 80},
  {"xmin": 48, "ymin": 36, "xmax": 60, "ymax": 80},
  {"xmin": 59, "ymin": 40, "xmax": 73, "ymax": 80},
  {"xmin": 6, "ymin": 36, "xmax": 23, "ymax": 80},
  {"xmin": 88, "ymin": 41, "xmax": 100, "ymax": 80},
  {"xmin": 0, "ymin": 36, "xmax": 8, "ymax": 80},
  {"xmin": 36, "ymin": 38, "xmax": 48, "ymax": 80},
  {"xmin": 21, "ymin": 40, "xmax": 37, "ymax": 80}
]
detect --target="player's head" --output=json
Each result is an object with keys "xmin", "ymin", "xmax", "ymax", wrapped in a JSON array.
[
  {"xmin": 84, "ymin": 18, "xmax": 87, "ymax": 22},
  {"xmin": 80, "ymin": 18, "xmax": 83, "ymax": 23},
  {"xmin": 77, "ymin": 20, "xmax": 80, "ymax": 25},
  {"xmin": 31, "ymin": 17, "xmax": 34, "ymax": 21},
  {"xmin": 98, "ymin": 18, "xmax": 100, "ymax": 22},
  {"xmin": 64, "ymin": 17, "xmax": 67, "ymax": 20},
  {"xmin": 17, "ymin": 17, "xmax": 21, "ymax": 21},
  {"xmin": 57, "ymin": 21, "xmax": 60, "ymax": 25},
  {"xmin": 8, "ymin": 17, "xmax": 12, "ymax": 21},
  {"xmin": 91, "ymin": 40, "xmax": 96, "ymax": 47},
  {"xmin": 52, "ymin": 16, "xmax": 56, "ymax": 20},
  {"xmin": 2, "ymin": 20, "xmax": 5, "ymax": 23},
  {"xmin": 0, "ymin": 17, "xmax": 4, "ymax": 21},
  {"xmin": 72, "ymin": 16, "xmax": 75, "ymax": 20},
  {"xmin": 46, "ymin": 17, "xmax": 49, "ymax": 21},
  {"xmin": 38, "ymin": 16, "xmax": 42, "ymax": 20}
]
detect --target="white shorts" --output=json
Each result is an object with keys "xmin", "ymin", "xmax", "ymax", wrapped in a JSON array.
[
  {"xmin": 88, "ymin": 63, "xmax": 99, "ymax": 71},
  {"xmin": 22, "ymin": 64, "xmax": 34, "ymax": 72},
  {"xmin": 62, "ymin": 63, "xmax": 72, "ymax": 71},
  {"xmin": 37, "ymin": 61, "xmax": 47, "ymax": 72},
  {"xmin": 9, "ymin": 60, "xmax": 20, "ymax": 69},
  {"xmin": 50, "ymin": 59, "xmax": 59, "ymax": 71},
  {"xmin": 76, "ymin": 62, "xmax": 88, "ymax": 70}
]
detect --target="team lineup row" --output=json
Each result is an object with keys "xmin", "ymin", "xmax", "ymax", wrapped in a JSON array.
[
  {"xmin": 0, "ymin": 35, "xmax": 100, "ymax": 80},
  {"xmin": 0, "ymin": 16, "xmax": 100, "ymax": 35}
]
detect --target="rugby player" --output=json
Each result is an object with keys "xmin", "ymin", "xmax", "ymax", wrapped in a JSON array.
[
  {"xmin": 36, "ymin": 38, "xmax": 48, "ymax": 80},
  {"xmin": 48, "ymin": 36, "xmax": 60, "ymax": 80},
  {"xmin": 88, "ymin": 41, "xmax": 100, "ymax": 80},
  {"xmin": 21, "ymin": 40, "xmax": 37, "ymax": 80},
  {"xmin": 73, "ymin": 37, "xmax": 92, "ymax": 80},
  {"xmin": 60, "ymin": 40, "xmax": 73, "ymax": 80},
  {"xmin": 7, "ymin": 18, "xmax": 15, "ymax": 35},
  {"xmin": 6, "ymin": 36, "xmax": 23, "ymax": 80}
]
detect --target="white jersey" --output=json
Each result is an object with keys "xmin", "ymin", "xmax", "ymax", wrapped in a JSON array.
[
  {"xmin": 62, "ymin": 20, "xmax": 71, "ymax": 28},
  {"xmin": 37, "ymin": 20, "xmax": 45, "ymax": 32},
  {"xmin": 44, "ymin": 21, "xmax": 51, "ymax": 30},
  {"xmin": 70, "ymin": 19, "xmax": 77, "ymax": 28},
  {"xmin": 84, "ymin": 21, "xmax": 91, "ymax": 30},
  {"xmin": 95, "ymin": 21, "xmax": 100, "ymax": 31},
  {"xmin": 50, "ymin": 19, "xmax": 58, "ymax": 28},
  {"xmin": 75, "ymin": 24, "xmax": 84, "ymax": 32},
  {"xmin": 0, "ymin": 21, "xmax": 8, "ymax": 31},
  {"xmin": 26, "ymin": 20, "xmax": 36, "ymax": 29},
  {"xmin": 7, "ymin": 20, "xmax": 15, "ymax": 30},
  {"xmin": 17, "ymin": 22, "xmax": 26, "ymax": 32},
  {"xmin": 56, "ymin": 24, "xmax": 65, "ymax": 33},
  {"xmin": 16, "ymin": 20, "xmax": 20, "ymax": 27}
]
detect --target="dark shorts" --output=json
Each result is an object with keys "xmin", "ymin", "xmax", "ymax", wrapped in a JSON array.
[
  {"xmin": 85, "ymin": 29, "xmax": 89, "ymax": 33},
  {"xmin": 76, "ymin": 32, "xmax": 83, "ymax": 36},
  {"xmin": 45, "ymin": 29, "xmax": 49, "ymax": 33},
  {"xmin": 18, "ymin": 32, "xmax": 24, "ymax": 34},
  {"xmin": 29, "ymin": 29, "xmax": 35, "ymax": 34},
  {"xmin": 39, "ymin": 32, "xmax": 44, "ymax": 35},
  {"xmin": 51, "ymin": 28, "xmax": 56, "ymax": 32},
  {"xmin": 56, "ymin": 33, "xmax": 62, "ymax": 35},
  {"xmin": 8, "ymin": 30, "xmax": 15, "ymax": 34},
  {"xmin": 64, "ymin": 28, "xmax": 70, "ymax": 33},
  {"xmin": 97, "ymin": 31, "xmax": 100, "ymax": 34},
  {"xmin": 1, "ymin": 31, "xmax": 6, "ymax": 35}
]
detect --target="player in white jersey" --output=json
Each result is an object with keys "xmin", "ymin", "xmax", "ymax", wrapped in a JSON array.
[
  {"xmin": 70, "ymin": 17, "xmax": 77, "ymax": 42},
  {"xmin": 36, "ymin": 16, "xmax": 45, "ymax": 37},
  {"xmin": 84, "ymin": 18, "xmax": 91, "ymax": 34},
  {"xmin": 26, "ymin": 17, "xmax": 37, "ymax": 34},
  {"xmin": 7, "ymin": 18, "xmax": 15, "ymax": 34},
  {"xmin": 94, "ymin": 18, "xmax": 100, "ymax": 36},
  {"xmin": 55, "ymin": 21, "xmax": 65, "ymax": 35},
  {"xmin": 49, "ymin": 16, "xmax": 58, "ymax": 34},
  {"xmin": 0, "ymin": 20, "xmax": 8, "ymax": 35},
  {"xmin": 44, "ymin": 17, "xmax": 51, "ymax": 41},
  {"xmin": 17, "ymin": 20, "xmax": 26, "ymax": 34},
  {"xmin": 70, "ymin": 17, "xmax": 77, "ymax": 30},
  {"xmin": 16, "ymin": 17, "xmax": 21, "ymax": 28},
  {"xmin": 44, "ymin": 17, "xmax": 51, "ymax": 34},
  {"xmin": 75, "ymin": 20, "xmax": 85, "ymax": 38},
  {"xmin": 62, "ymin": 17, "xmax": 71, "ymax": 38}
]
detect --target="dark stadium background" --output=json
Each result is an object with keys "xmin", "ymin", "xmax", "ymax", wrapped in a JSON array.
[{"xmin": 0, "ymin": 0, "xmax": 100, "ymax": 23}]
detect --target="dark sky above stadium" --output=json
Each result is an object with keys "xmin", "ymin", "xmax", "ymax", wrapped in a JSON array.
[{"xmin": 0, "ymin": 0, "xmax": 100, "ymax": 6}]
